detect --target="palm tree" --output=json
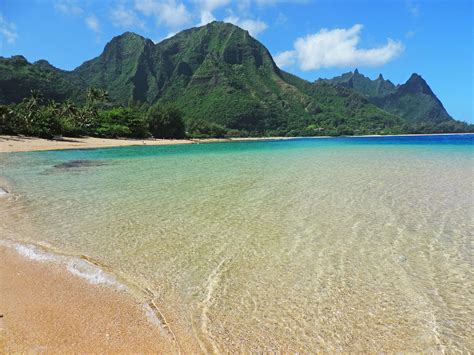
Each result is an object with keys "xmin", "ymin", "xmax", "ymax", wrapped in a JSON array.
[
  {"xmin": 86, "ymin": 87, "xmax": 109, "ymax": 106},
  {"xmin": 20, "ymin": 90, "xmax": 44, "ymax": 133},
  {"xmin": 61, "ymin": 99, "xmax": 77, "ymax": 116},
  {"xmin": 97, "ymin": 88, "xmax": 110, "ymax": 104}
]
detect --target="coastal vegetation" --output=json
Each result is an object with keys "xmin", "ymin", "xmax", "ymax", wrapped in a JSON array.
[
  {"xmin": 0, "ymin": 22, "xmax": 472, "ymax": 139},
  {"xmin": 0, "ymin": 89, "xmax": 187, "ymax": 139}
]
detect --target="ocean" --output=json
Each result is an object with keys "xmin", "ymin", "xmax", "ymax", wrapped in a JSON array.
[{"xmin": 1, "ymin": 134, "xmax": 473, "ymax": 351}]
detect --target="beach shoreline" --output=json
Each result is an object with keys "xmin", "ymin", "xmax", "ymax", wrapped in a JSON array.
[
  {"xmin": 0, "ymin": 242, "xmax": 199, "ymax": 352},
  {"xmin": 0, "ymin": 135, "xmax": 295, "ymax": 153},
  {"xmin": 1, "ymin": 133, "xmax": 471, "ymax": 154}
]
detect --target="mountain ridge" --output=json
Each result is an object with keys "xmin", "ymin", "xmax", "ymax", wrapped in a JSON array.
[
  {"xmin": 320, "ymin": 69, "xmax": 454, "ymax": 124},
  {"xmin": 0, "ymin": 21, "xmax": 471, "ymax": 135}
]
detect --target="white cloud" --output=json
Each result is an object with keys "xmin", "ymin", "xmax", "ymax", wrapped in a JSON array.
[
  {"xmin": 194, "ymin": 0, "xmax": 231, "ymax": 26},
  {"xmin": 111, "ymin": 3, "xmax": 145, "ymax": 29},
  {"xmin": 0, "ymin": 14, "xmax": 18, "ymax": 45},
  {"xmin": 224, "ymin": 15, "xmax": 268, "ymax": 37},
  {"xmin": 85, "ymin": 14, "xmax": 100, "ymax": 33},
  {"xmin": 274, "ymin": 50, "xmax": 295, "ymax": 68},
  {"xmin": 276, "ymin": 24, "xmax": 404, "ymax": 70},
  {"xmin": 55, "ymin": 0, "xmax": 84, "ymax": 15},
  {"xmin": 55, "ymin": 1, "xmax": 101, "ymax": 36},
  {"xmin": 135, "ymin": 0, "xmax": 191, "ymax": 28},
  {"xmin": 152, "ymin": 31, "xmax": 178, "ymax": 44},
  {"xmin": 198, "ymin": 10, "xmax": 216, "ymax": 26}
]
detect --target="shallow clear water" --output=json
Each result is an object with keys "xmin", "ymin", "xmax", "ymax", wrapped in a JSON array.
[{"xmin": 1, "ymin": 135, "xmax": 473, "ymax": 352}]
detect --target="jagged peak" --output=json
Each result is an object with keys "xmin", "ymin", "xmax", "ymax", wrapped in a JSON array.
[
  {"xmin": 105, "ymin": 31, "xmax": 148, "ymax": 47},
  {"xmin": 354, "ymin": 68, "xmax": 359, "ymax": 74},
  {"xmin": 208, "ymin": 20, "xmax": 246, "ymax": 31},
  {"xmin": 33, "ymin": 59, "xmax": 61, "ymax": 71},
  {"xmin": 377, "ymin": 73, "xmax": 384, "ymax": 80},
  {"xmin": 407, "ymin": 73, "xmax": 423, "ymax": 82},
  {"xmin": 10, "ymin": 55, "xmax": 28, "ymax": 62},
  {"xmin": 117, "ymin": 31, "xmax": 145, "ymax": 40},
  {"xmin": 401, "ymin": 73, "xmax": 435, "ymax": 96},
  {"xmin": 34, "ymin": 59, "xmax": 50, "ymax": 65},
  {"xmin": 405, "ymin": 73, "xmax": 428, "ymax": 87}
]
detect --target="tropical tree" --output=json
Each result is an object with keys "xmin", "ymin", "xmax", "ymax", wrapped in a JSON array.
[{"xmin": 148, "ymin": 104, "xmax": 185, "ymax": 139}]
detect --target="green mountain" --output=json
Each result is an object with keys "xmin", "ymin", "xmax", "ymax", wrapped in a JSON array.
[
  {"xmin": 321, "ymin": 70, "xmax": 455, "ymax": 125},
  {"xmin": 0, "ymin": 22, "xmax": 470, "ymax": 136},
  {"xmin": 0, "ymin": 55, "xmax": 80, "ymax": 103},
  {"xmin": 372, "ymin": 73, "xmax": 453, "ymax": 124},
  {"xmin": 318, "ymin": 68, "xmax": 397, "ymax": 98}
]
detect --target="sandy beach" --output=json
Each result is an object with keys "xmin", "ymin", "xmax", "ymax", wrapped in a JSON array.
[
  {"xmin": 0, "ymin": 135, "xmax": 196, "ymax": 153},
  {"xmin": 0, "ymin": 244, "xmax": 200, "ymax": 352},
  {"xmin": 0, "ymin": 135, "xmax": 295, "ymax": 153}
]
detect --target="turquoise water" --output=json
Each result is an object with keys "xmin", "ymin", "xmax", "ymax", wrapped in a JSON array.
[{"xmin": 1, "ymin": 135, "xmax": 473, "ymax": 352}]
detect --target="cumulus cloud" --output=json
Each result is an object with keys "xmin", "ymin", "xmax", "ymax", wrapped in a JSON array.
[
  {"xmin": 135, "ymin": 0, "xmax": 191, "ymax": 28},
  {"xmin": 85, "ymin": 15, "xmax": 100, "ymax": 32},
  {"xmin": 274, "ymin": 50, "xmax": 295, "ymax": 68},
  {"xmin": 111, "ymin": 3, "xmax": 145, "ymax": 29},
  {"xmin": 0, "ymin": 14, "xmax": 18, "ymax": 45},
  {"xmin": 198, "ymin": 10, "xmax": 216, "ymax": 26},
  {"xmin": 275, "ymin": 24, "xmax": 404, "ymax": 70},
  {"xmin": 224, "ymin": 15, "xmax": 268, "ymax": 37},
  {"xmin": 55, "ymin": 0, "xmax": 84, "ymax": 15},
  {"xmin": 193, "ymin": 0, "xmax": 231, "ymax": 26}
]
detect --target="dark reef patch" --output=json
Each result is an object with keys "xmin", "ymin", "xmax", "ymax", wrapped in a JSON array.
[{"xmin": 53, "ymin": 160, "xmax": 108, "ymax": 170}]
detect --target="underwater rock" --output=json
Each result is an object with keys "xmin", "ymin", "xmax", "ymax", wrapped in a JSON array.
[{"xmin": 53, "ymin": 160, "xmax": 107, "ymax": 170}]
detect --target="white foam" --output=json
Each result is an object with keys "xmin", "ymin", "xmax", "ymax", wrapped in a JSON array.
[
  {"xmin": 66, "ymin": 259, "xmax": 124, "ymax": 289},
  {"xmin": 15, "ymin": 244, "xmax": 59, "ymax": 262},
  {"xmin": 8, "ymin": 241, "xmax": 124, "ymax": 290},
  {"xmin": 144, "ymin": 304, "xmax": 165, "ymax": 328}
]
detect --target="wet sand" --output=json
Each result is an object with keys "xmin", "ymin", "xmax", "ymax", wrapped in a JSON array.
[{"xmin": 0, "ymin": 245, "xmax": 191, "ymax": 353}]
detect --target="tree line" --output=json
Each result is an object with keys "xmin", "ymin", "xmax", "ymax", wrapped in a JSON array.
[
  {"xmin": 1, "ymin": 88, "xmax": 472, "ymax": 139},
  {"xmin": 0, "ymin": 88, "xmax": 186, "ymax": 139}
]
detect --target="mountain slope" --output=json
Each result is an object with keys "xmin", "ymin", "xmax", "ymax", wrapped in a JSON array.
[
  {"xmin": 0, "ymin": 55, "xmax": 81, "ymax": 103},
  {"xmin": 318, "ymin": 69, "xmax": 397, "ymax": 98},
  {"xmin": 371, "ymin": 74, "xmax": 453, "ymax": 124},
  {"xmin": 69, "ymin": 32, "xmax": 155, "ymax": 104},
  {"xmin": 323, "ymin": 70, "xmax": 454, "ymax": 124},
  {"xmin": 0, "ymin": 22, "xmax": 468, "ymax": 135},
  {"xmin": 63, "ymin": 22, "xmax": 399, "ymax": 135}
]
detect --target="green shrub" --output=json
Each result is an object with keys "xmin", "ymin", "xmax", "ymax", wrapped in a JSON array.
[
  {"xmin": 148, "ymin": 104, "xmax": 185, "ymax": 139},
  {"xmin": 96, "ymin": 108, "xmax": 149, "ymax": 138}
]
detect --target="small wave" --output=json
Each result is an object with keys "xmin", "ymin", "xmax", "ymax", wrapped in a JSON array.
[
  {"xmin": 1, "ymin": 239, "xmax": 177, "ymax": 347},
  {"xmin": 15, "ymin": 244, "xmax": 59, "ymax": 262},
  {"xmin": 0, "ymin": 186, "xmax": 8, "ymax": 196},
  {"xmin": 66, "ymin": 259, "xmax": 125, "ymax": 289},
  {"xmin": 5, "ymin": 241, "xmax": 125, "ymax": 291}
]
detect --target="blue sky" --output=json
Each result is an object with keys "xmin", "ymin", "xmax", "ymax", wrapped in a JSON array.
[{"xmin": 0, "ymin": 0, "xmax": 472, "ymax": 122}]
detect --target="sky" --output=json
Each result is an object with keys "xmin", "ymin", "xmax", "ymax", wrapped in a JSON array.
[{"xmin": 0, "ymin": 0, "xmax": 472, "ymax": 122}]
